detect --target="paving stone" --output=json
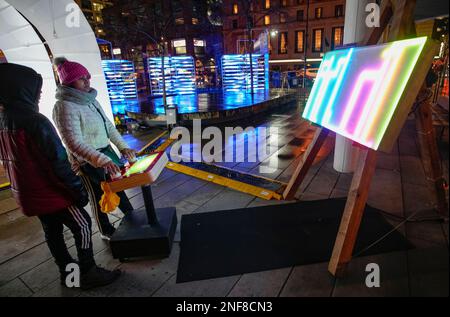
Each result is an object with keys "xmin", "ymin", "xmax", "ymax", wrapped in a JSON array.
[
  {"xmin": 154, "ymin": 273, "xmax": 240, "ymax": 297},
  {"xmin": 0, "ymin": 216, "xmax": 44, "ymax": 263},
  {"xmin": 406, "ymin": 222, "xmax": 447, "ymax": 248},
  {"xmin": 195, "ymin": 189, "xmax": 255, "ymax": 213},
  {"xmin": 280, "ymin": 262, "xmax": 335, "ymax": 297},
  {"xmin": 333, "ymin": 251, "xmax": 409, "ymax": 297},
  {"xmin": 184, "ymin": 183, "xmax": 225, "ymax": 206},
  {"xmin": 0, "ymin": 278, "xmax": 32, "ymax": 297},
  {"xmin": 80, "ymin": 244, "xmax": 181, "ymax": 297},
  {"xmin": 228, "ymin": 268, "xmax": 291, "ymax": 297},
  {"xmin": 402, "ymin": 183, "xmax": 436, "ymax": 216},
  {"xmin": 399, "ymin": 156, "xmax": 427, "ymax": 186},
  {"xmin": 408, "ymin": 247, "xmax": 449, "ymax": 297},
  {"xmin": 367, "ymin": 169, "xmax": 403, "ymax": 216}
]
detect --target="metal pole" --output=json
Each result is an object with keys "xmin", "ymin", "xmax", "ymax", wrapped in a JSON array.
[
  {"xmin": 161, "ymin": 42, "xmax": 167, "ymax": 110},
  {"xmin": 141, "ymin": 185, "xmax": 158, "ymax": 225},
  {"xmin": 303, "ymin": 0, "xmax": 310, "ymax": 89},
  {"xmin": 248, "ymin": 21, "xmax": 254, "ymax": 95}
]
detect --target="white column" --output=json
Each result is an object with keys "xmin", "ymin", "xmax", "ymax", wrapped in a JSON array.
[{"xmin": 333, "ymin": 0, "xmax": 373, "ymax": 173}]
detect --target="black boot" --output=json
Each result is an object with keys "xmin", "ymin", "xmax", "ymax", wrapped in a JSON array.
[{"xmin": 80, "ymin": 266, "xmax": 121, "ymax": 290}]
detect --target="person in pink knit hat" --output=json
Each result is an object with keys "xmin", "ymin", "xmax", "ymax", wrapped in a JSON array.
[{"xmin": 52, "ymin": 57, "xmax": 136, "ymax": 240}]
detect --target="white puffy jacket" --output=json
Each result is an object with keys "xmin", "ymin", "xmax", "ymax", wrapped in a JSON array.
[{"xmin": 53, "ymin": 85, "xmax": 129, "ymax": 172}]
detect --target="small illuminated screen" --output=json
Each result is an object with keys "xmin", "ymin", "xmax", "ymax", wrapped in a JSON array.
[
  {"xmin": 124, "ymin": 154, "xmax": 159, "ymax": 177},
  {"xmin": 302, "ymin": 37, "xmax": 427, "ymax": 150}
]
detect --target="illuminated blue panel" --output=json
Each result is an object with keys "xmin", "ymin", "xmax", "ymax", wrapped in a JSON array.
[
  {"xmin": 221, "ymin": 54, "xmax": 269, "ymax": 93},
  {"xmin": 148, "ymin": 56, "xmax": 196, "ymax": 96},
  {"xmin": 101, "ymin": 60, "xmax": 137, "ymax": 114}
]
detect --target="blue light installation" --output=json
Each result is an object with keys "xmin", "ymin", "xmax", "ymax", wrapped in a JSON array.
[
  {"xmin": 148, "ymin": 56, "xmax": 196, "ymax": 96},
  {"xmin": 221, "ymin": 54, "xmax": 269, "ymax": 93},
  {"xmin": 101, "ymin": 60, "xmax": 137, "ymax": 114}
]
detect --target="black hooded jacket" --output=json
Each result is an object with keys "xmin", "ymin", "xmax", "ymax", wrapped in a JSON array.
[{"xmin": 0, "ymin": 63, "xmax": 87, "ymax": 216}]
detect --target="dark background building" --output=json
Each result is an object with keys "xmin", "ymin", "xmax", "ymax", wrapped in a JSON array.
[
  {"xmin": 101, "ymin": 0, "xmax": 224, "ymax": 91},
  {"xmin": 222, "ymin": 0, "xmax": 345, "ymax": 71}
]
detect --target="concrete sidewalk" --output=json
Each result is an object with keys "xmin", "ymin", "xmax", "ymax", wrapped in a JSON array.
[{"xmin": 0, "ymin": 104, "xmax": 448, "ymax": 297}]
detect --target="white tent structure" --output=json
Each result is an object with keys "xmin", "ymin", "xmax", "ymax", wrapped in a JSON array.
[{"xmin": 0, "ymin": 0, "xmax": 113, "ymax": 123}]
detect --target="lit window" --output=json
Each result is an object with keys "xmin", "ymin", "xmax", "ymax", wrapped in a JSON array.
[
  {"xmin": 313, "ymin": 29, "xmax": 323, "ymax": 52},
  {"xmin": 335, "ymin": 5, "xmax": 344, "ymax": 17},
  {"xmin": 315, "ymin": 7, "xmax": 323, "ymax": 19},
  {"xmin": 194, "ymin": 39, "xmax": 206, "ymax": 47},
  {"xmin": 332, "ymin": 27, "xmax": 343, "ymax": 49},
  {"xmin": 265, "ymin": 0, "xmax": 271, "ymax": 9},
  {"xmin": 233, "ymin": 3, "xmax": 238, "ymax": 14},
  {"xmin": 264, "ymin": 15, "xmax": 270, "ymax": 25},
  {"xmin": 175, "ymin": 17, "xmax": 184, "ymax": 25},
  {"xmin": 173, "ymin": 39, "xmax": 187, "ymax": 54},
  {"xmin": 280, "ymin": 13, "xmax": 287, "ymax": 23},
  {"xmin": 281, "ymin": 0, "xmax": 287, "ymax": 7},
  {"xmin": 295, "ymin": 30, "xmax": 304, "ymax": 53},
  {"xmin": 192, "ymin": 18, "xmax": 199, "ymax": 24},
  {"xmin": 279, "ymin": 32, "xmax": 288, "ymax": 54}
]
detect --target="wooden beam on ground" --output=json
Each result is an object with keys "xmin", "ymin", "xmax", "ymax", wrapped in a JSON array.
[
  {"xmin": 283, "ymin": 127, "xmax": 330, "ymax": 200},
  {"xmin": 328, "ymin": 148, "xmax": 378, "ymax": 276}
]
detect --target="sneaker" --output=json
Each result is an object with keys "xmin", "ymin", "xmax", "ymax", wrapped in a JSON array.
[
  {"xmin": 80, "ymin": 266, "xmax": 121, "ymax": 290},
  {"xmin": 100, "ymin": 228, "xmax": 116, "ymax": 241},
  {"xmin": 100, "ymin": 233, "xmax": 112, "ymax": 241}
]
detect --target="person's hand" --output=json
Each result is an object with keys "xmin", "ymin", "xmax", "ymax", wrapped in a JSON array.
[
  {"xmin": 120, "ymin": 148, "xmax": 137, "ymax": 162},
  {"xmin": 102, "ymin": 161, "xmax": 121, "ymax": 175}
]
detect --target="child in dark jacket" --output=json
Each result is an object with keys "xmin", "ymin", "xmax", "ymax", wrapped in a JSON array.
[{"xmin": 0, "ymin": 63, "xmax": 120, "ymax": 290}]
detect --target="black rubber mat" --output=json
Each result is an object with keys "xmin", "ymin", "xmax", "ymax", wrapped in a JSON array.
[{"xmin": 177, "ymin": 199, "xmax": 413, "ymax": 283}]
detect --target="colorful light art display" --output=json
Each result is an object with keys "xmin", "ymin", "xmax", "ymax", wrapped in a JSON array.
[
  {"xmin": 101, "ymin": 60, "xmax": 137, "ymax": 114},
  {"xmin": 302, "ymin": 37, "xmax": 427, "ymax": 151},
  {"xmin": 221, "ymin": 54, "xmax": 269, "ymax": 93},
  {"xmin": 124, "ymin": 153, "xmax": 159, "ymax": 177},
  {"xmin": 148, "ymin": 56, "xmax": 196, "ymax": 96}
]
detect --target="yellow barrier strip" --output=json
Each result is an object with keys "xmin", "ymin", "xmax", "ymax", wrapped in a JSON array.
[
  {"xmin": 137, "ymin": 130, "xmax": 169, "ymax": 155},
  {"xmin": 154, "ymin": 138, "xmax": 175, "ymax": 153},
  {"xmin": 166, "ymin": 162, "xmax": 285, "ymax": 201},
  {"xmin": 0, "ymin": 182, "xmax": 10, "ymax": 190}
]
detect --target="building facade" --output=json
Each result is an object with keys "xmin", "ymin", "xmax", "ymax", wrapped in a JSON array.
[
  {"xmin": 102, "ymin": 0, "xmax": 223, "ymax": 89},
  {"xmin": 74, "ymin": 0, "xmax": 113, "ymax": 38},
  {"xmin": 222, "ymin": 0, "xmax": 345, "ymax": 71}
]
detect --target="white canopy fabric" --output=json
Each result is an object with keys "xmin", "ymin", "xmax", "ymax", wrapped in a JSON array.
[{"xmin": 0, "ymin": 0, "xmax": 113, "ymax": 122}]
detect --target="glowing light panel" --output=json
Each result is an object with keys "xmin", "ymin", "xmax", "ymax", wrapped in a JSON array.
[
  {"xmin": 221, "ymin": 54, "xmax": 269, "ymax": 93},
  {"xmin": 148, "ymin": 56, "xmax": 196, "ymax": 96},
  {"xmin": 101, "ymin": 60, "xmax": 137, "ymax": 114},
  {"xmin": 124, "ymin": 154, "xmax": 159, "ymax": 177},
  {"xmin": 302, "ymin": 37, "xmax": 427, "ymax": 150}
]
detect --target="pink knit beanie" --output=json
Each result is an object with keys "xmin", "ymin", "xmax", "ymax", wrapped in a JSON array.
[{"xmin": 54, "ymin": 57, "xmax": 91, "ymax": 85}]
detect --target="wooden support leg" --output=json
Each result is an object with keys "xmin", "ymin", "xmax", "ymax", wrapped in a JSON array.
[
  {"xmin": 328, "ymin": 148, "xmax": 378, "ymax": 277},
  {"xmin": 283, "ymin": 127, "xmax": 330, "ymax": 200},
  {"xmin": 415, "ymin": 100, "xmax": 449, "ymax": 216}
]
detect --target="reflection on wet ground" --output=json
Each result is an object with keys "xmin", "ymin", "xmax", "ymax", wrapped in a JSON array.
[{"xmin": 125, "ymin": 91, "xmax": 294, "ymax": 115}]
